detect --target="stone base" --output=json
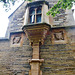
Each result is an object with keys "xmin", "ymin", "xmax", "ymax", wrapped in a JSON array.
[
  {"xmin": 29, "ymin": 59, "xmax": 44, "ymax": 75},
  {"xmin": 29, "ymin": 70, "xmax": 42, "ymax": 75}
]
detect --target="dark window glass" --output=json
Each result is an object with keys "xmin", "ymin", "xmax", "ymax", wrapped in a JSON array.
[
  {"xmin": 37, "ymin": 8, "xmax": 41, "ymax": 13},
  {"xmin": 30, "ymin": 9, "xmax": 35, "ymax": 15},
  {"xmin": 30, "ymin": 16, "xmax": 32, "ymax": 23},
  {"xmin": 36, "ymin": 14, "xmax": 41, "ymax": 23}
]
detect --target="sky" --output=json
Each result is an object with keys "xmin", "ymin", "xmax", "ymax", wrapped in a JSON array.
[
  {"xmin": 0, "ymin": 1, "xmax": 75, "ymax": 37},
  {"xmin": 0, "ymin": 0, "xmax": 24, "ymax": 37},
  {"xmin": 0, "ymin": 3, "xmax": 8, "ymax": 37}
]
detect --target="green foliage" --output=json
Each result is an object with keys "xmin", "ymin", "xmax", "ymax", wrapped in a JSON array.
[
  {"xmin": 0, "ymin": 0, "xmax": 32, "ymax": 12},
  {"xmin": 0, "ymin": 0, "xmax": 32, "ymax": 3},
  {"xmin": 0, "ymin": 0, "xmax": 75, "ymax": 16},
  {"xmin": 47, "ymin": 0, "xmax": 75, "ymax": 17}
]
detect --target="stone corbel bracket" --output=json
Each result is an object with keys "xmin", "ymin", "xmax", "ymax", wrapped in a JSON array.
[{"xmin": 22, "ymin": 23, "xmax": 50, "ymax": 45}]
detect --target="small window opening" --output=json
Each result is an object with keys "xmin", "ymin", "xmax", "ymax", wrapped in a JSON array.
[{"xmin": 29, "ymin": 6, "xmax": 42, "ymax": 23}]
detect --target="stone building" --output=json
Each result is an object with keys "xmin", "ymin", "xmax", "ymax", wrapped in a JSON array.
[{"xmin": 0, "ymin": 0, "xmax": 75, "ymax": 75}]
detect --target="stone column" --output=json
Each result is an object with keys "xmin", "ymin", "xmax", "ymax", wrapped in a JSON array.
[
  {"xmin": 42, "ymin": 3, "xmax": 49, "ymax": 24},
  {"xmin": 29, "ymin": 41, "xmax": 44, "ymax": 75},
  {"xmin": 30, "ymin": 61, "xmax": 40, "ymax": 75},
  {"xmin": 22, "ymin": 24, "xmax": 50, "ymax": 75},
  {"xmin": 24, "ymin": 7, "xmax": 29, "ymax": 25},
  {"xmin": 32, "ymin": 42, "xmax": 39, "ymax": 59}
]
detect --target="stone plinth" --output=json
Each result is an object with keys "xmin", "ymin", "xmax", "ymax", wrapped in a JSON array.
[{"xmin": 29, "ymin": 59, "xmax": 44, "ymax": 75}]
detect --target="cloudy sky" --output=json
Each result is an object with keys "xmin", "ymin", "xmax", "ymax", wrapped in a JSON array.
[
  {"xmin": 0, "ymin": 0, "xmax": 24, "ymax": 37},
  {"xmin": 0, "ymin": 1, "xmax": 75, "ymax": 37},
  {"xmin": 0, "ymin": 3, "xmax": 8, "ymax": 37}
]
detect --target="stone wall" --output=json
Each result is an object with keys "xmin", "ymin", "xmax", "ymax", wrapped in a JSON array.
[
  {"xmin": 5, "ymin": 0, "xmax": 75, "ymax": 38},
  {"xmin": 0, "ymin": 27, "xmax": 75, "ymax": 75},
  {"xmin": 5, "ymin": 1, "xmax": 29, "ymax": 38},
  {"xmin": 0, "ymin": 0, "xmax": 75, "ymax": 75},
  {"xmin": 40, "ymin": 27, "xmax": 75, "ymax": 75},
  {"xmin": 0, "ymin": 34, "xmax": 32, "ymax": 75}
]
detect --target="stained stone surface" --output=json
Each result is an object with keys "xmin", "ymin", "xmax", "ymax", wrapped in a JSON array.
[
  {"xmin": 5, "ymin": 0, "xmax": 75, "ymax": 38},
  {"xmin": 0, "ymin": 0, "xmax": 75, "ymax": 75}
]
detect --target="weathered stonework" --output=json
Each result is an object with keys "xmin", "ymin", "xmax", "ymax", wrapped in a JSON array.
[
  {"xmin": 0, "ymin": 27, "xmax": 75, "ymax": 75},
  {"xmin": 40, "ymin": 29, "xmax": 75, "ymax": 75},
  {"xmin": 10, "ymin": 32, "xmax": 24, "ymax": 47},
  {"xmin": 0, "ymin": 34, "xmax": 32, "ymax": 75},
  {"xmin": 5, "ymin": 1, "xmax": 29, "ymax": 38},
  {"xmin": 22, "ymin": 23, "xmax": 50, "ymax": 75},
  {"xmin": 51, "ymin": 28, "xmax": 67, "ymax": 44},
  {"xmin": 0, "ymin": 0, "xmax": 75, "ymax": 75}
]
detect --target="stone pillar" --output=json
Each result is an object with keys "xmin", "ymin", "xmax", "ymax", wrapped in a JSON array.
[
  {"xmin": 32, "ymin": 42, "xmax": 39, "ymax": 59},
  {"xmin": 30, "ymin": 61, "xmax": 40, "ymax": 75},
  {"xmin": 29, "ymin": 41, "xmax": 44, "ymax": 75},
  {"xmin": 24, "ymin": 7, "xmax": 29, "ymax": 25},
  {"xmin": 29, "ymin": 59, "xmax": 44, "ymax": 75},
  {"xmin": 22, "ymin": 24, "xmax": 50, "ymax": 75},
  {"xmin": 42, "ymin": 3, "xmax": 49, "ymax": 24}
]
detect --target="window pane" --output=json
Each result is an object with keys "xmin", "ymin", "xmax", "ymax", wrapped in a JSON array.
[
  {"xmin": 36, "ymin": 14, "xmax": 41, "ymax": 23},
  {"xmin": 37, "ymin": 8, "xmax": 41, "ymax": 13},
  {"xmin": 30, "ymin": 16, "xmax": 32, "ymax": 23},
  {"xmin": 30, "ymin": 9, "xmax": 35, "ymax": 15},
  {"xmin": 30, "ymin": 15, "xmax": 35, "ymax": 23}
]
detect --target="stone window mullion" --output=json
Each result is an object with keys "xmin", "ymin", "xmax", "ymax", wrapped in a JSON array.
[{"xmin": 35, "ymin": 8, "xmax": 37, "ymax": 23}]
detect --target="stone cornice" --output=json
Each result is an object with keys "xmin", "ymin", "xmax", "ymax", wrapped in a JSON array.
[
  {"xmin": 25, "ymin": 0, "xmax": 49, "ymax": 8},
  {"xmin": 22, "ymin": 23, "xmax": 51, "ymax": 30},
  {"xmin": 51, "ymin": 25, "xmax": 75, "ymax": 29}
]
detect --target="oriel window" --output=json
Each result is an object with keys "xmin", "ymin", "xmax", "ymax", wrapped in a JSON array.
[{"xmin": 29, "ymin": 6, "xmax": 42, "ymax": 23}]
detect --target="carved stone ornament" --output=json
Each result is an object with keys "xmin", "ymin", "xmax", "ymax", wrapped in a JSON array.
[
  {"xmin": 13, "ymin": 36, "xmax": 21, "ymax": 44},
  {"xmin": 52, "ymin": 29, "xmax": 67, "ymax": 44},
  {"xmin": 10, "ymin": 33, "xmax": 24, "ymax": 47},
  {"xmin": 54, "ymin": 31, "xmax": 64, "ymax": 40}
]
